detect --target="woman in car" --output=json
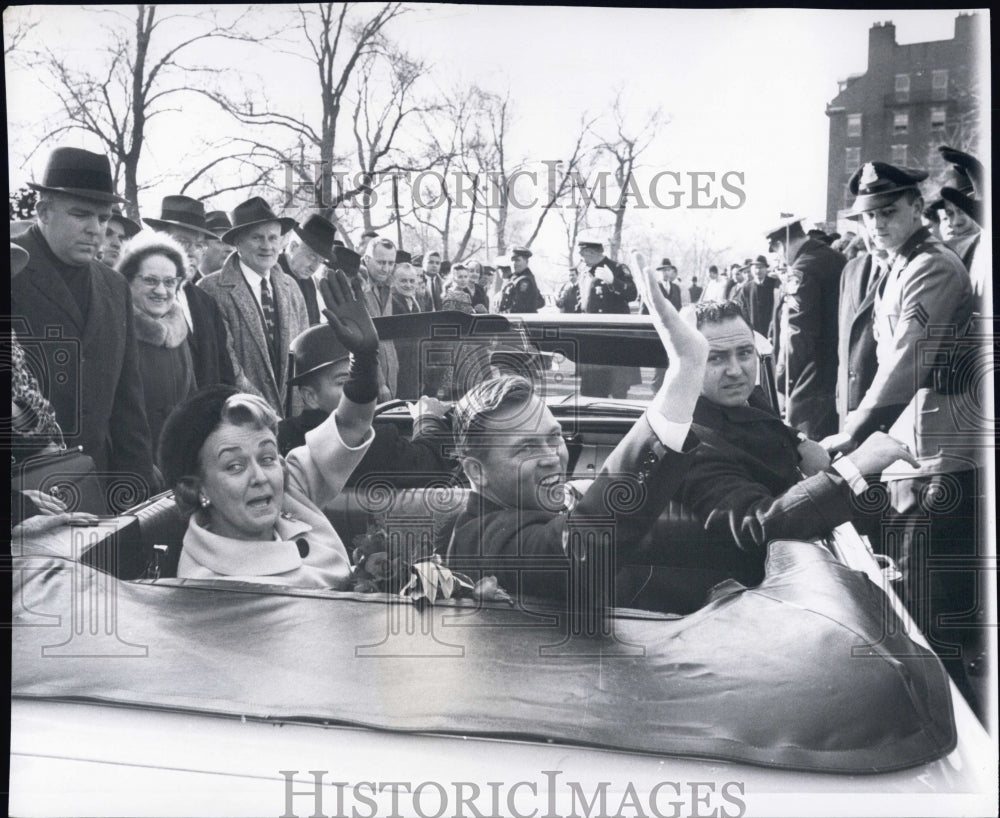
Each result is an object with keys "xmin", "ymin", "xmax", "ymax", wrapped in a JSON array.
[
  {"xmin": 157, "ymin": 271, "xmax": 379, "ymax": 587},
  {"xmin": 117, "ymin": 232, "xmax": 197, "ymax": 448}
]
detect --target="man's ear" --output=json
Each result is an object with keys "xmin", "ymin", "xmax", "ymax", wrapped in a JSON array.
[
  {"xmin": 299, "ymin": 384, "xmax": 319, "ymax": 410},
  {"xmin": 460, "ymin": 455, "xmax": 487, "ymax": 490}
]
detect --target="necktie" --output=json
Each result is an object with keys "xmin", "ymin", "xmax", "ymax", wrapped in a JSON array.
[
  {"xmin": 866, "ymin": 260, "xmax": 887, "ymax": 299},
  {"xmin": 259, "ymin": 277, "xmax": 279, "ymax": 369},
  {"xmin": 408, "ymin": 297, "xmax": 418, "ymax": 313}
]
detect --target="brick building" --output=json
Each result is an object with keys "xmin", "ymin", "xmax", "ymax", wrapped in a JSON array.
[{"xmin": 824, "ymin": 13, "xmax": 986, "ymax": 227}]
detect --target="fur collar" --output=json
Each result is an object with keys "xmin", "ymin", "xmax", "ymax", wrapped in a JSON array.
[{"xmin": 133, "ymin": 305, "xmax": 189, "ymax": 348}]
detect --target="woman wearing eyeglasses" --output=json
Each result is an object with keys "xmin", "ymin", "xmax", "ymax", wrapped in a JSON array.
[{"xmin": 117, "ymin": 232, "xmax": 197, "ymax": 449}]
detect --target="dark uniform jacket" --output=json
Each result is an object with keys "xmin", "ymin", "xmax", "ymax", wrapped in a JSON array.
[
  {"xmin": 12, "ymin": 226, "xmax": 157, "ymax": 501},
  {"xmin": 835, "ymin": 252, "xmax": 883, "ymax": 431},
  {"xmin": 276, "ymin": 409, "xmax": 455, "ymax": 487},
  {"xmin": 447, "ymin": 416, "xmax": 697, "ymax": 602},
  {"xmin": 184, "ymin": 282, "xmax": 237, "ymax": 389},
  {"xmin": 580, "ymin": 257, "xmax": 637, "ymax": 314},
  {"xmin": 677, "ymin": 393, "xmax": 856, "ymax": 557},
  {"xmin": 498, "ymin": 268, "xmax": 544, "ymax": 313},
  {"xmin": 772, "ymin": 238, "xmax": 845, "ymax": 439}
]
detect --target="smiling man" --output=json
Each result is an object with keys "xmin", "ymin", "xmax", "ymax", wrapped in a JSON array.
[
  {"xmin": 198, "ymin": 197, "xmax": 310, "ymax": 415},
  {"xmin": 446, "ymin": 262, "xmax": 709, "ymax": 606},
  {"xmin": 11, "ymin": 147, "xmax": 157, "ymax": 508}
]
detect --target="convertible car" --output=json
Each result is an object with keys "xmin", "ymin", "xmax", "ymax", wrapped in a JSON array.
[{"xmin": 8, "ymin": 312, "xmax": 997, "ymax": 817}]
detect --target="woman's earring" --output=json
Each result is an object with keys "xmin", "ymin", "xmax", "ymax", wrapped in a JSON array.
[{"xmin": 200, "ymin": 495, "xmax": 211, "ymax": 508}]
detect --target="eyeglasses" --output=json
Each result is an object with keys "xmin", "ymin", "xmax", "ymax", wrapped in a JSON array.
[
  {"xmin": 174, "ymin": 237, "xmax": 206, "ymax": 252},
  {"xmin": 138, "ymin": 275, "xmax": 181, "ymax": 290}
]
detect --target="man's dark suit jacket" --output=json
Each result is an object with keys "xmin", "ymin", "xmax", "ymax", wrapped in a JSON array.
[
  {"xmin": 390, "ymin": 292, "xmax": 423, "ymax": 399},
  {"xmin": 677, "ymin": 393, "xmax": 855, "ymax": 557},
  {"xmin": 12, "ymin": 225, "xmax": 156, "ymax": 501},
  {"xmin": 184, "ymin": 283, "xmax": 236, "ymax": 389},
  {"xmin": 772, "ymin": 238, "xmax": 846, "ymax": 439}
]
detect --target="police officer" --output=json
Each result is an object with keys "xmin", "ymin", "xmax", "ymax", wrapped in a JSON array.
[
  {"xmin": 577, "ymin": 239, "xmax": 638, "ymax": 397},
  {"xmin": 577, "ymin": 239, "xmax": 637, "ymax": 314},
  {"xmin": 821, "ymin": 161, "xmax": 981, "ymax": 717},
  {"xmin": 498, "ymin": 246, "xmax": 544, "ymax": 313}
]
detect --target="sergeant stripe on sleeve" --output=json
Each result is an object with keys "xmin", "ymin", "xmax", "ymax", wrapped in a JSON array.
[{"xmin": 902, "ymin": 303, "xmax": 930, "ymax": 327}]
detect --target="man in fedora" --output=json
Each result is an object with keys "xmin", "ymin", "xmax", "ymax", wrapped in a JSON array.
[
  {"xmin": 198, "ymin": 196, "xmax": 310, "ymax": 415},
  {"xmin": 737, "ymin": 255, "xmax": 779, "ymax": 337},
  {"xmin": 199, "ymin": 210, "xmax": 233, "ymax": 279},
  {"xmin": 145, "ymin": 194, "xmax": 236, "ymax": 390},
  {"xmin": 98, "ymin": 205, "xmax": 141, "ymax": 267},
  {"xmin": 765, "ymin": 214, "xmax": 845, "ymax": 440},
  {"xmin": 821, "ymin": 161, "xmax": 982, "ymax": 716},
  {"xmin": 11, "ymin": 146, "xmax": 157, "ymax": 506},
  {"xmin": 145, "ymin": 194, "xmax": 218, "ymax": 281},
  {"xmin": 279, "ymin": 213, "xmax": 339, "ymax": 326}
]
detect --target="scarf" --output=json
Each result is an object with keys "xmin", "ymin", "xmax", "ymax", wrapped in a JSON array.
[{"xmin": 133, "ymin": 304, "xmax": 189, "ymax": 348}]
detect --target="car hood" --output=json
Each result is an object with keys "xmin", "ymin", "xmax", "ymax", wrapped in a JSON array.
[{"xmin": 11, "ymin": 540, "xmax": 955, "ymax": 775}]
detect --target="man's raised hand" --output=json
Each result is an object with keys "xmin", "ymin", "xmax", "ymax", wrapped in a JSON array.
[{"xmin": 631, "ymin": 250, "xmax": 708, "ymax": 423}]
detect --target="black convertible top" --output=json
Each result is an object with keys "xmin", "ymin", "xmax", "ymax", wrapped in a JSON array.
[{"xmin": 12, "ymin": 539, "xmax": 955, "ymax": 774}]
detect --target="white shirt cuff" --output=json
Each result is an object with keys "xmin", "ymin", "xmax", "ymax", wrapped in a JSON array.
[
  {"xmin": 831, "ymin": 456, "xmax": 869, "ymax": 496},
  {"xmin": 645, "ymin": 412, "xmax": 692, "ymax": 453}
]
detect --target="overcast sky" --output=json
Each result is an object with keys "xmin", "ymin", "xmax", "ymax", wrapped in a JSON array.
[{"xmin": 5, "ymin": 5, "xmax": 988, "ymax": 269}]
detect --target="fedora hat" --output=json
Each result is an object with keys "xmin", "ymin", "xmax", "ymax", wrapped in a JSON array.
[
  {"xmin": 204, "ymin": 210, "xmax": 233, "ymax": 236},
  {"xmin": 222, "ymin": 197, "xmax": 297, "ymax": 245},
  {"xmin": 110, "ymin": 205, "xmax": 142, "ymax": 238},
  {"xmin": 292, "ymin": 214, "xmax": 338, "ymax": 264},
  {"xmin": 655, "ymin": 257, "xmax": 676, "ymax": 271},
  {"xmin": 144, "ymin": 195, "xmax": 218, "ymax": 239},
  {"xmin": 847, "ymin": 162, "xmax": 927, "ymax": 216},
  {"xmin": 288, "ymin": 324, "xmax": 351, "ymax": 386},
  {"xmin": 28, "ymin": 147, "xmax": 127, "ymax": 204},
  {"xmin": 395, "ymin": 249, "xmax": 412, "ymax": 265}
]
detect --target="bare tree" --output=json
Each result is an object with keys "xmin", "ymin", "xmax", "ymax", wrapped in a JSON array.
[
  {"xmin": 200, "ymin": 3, "xmax": 406, "ymax": 223},
  {"xmin": 3, "ymin": 8, "xmax": 38, "ymax": 57},
  {"xmin": 29, "ymin": 4, "xmax": 261, "ymax": 218},
  {"xmin": 590, "ymin": 94, "xmax": 665, "ymax": 260},
  {"xmin": 407, "ymin": 86, "xmax": 490, "ymax": 262},
  {"xmin": 521, "ymin": 115, "xmax": 597, "ymax": 250},
  {"xmin": 349, "ymin": 47, "xmax": 436, "ymax": 240}
]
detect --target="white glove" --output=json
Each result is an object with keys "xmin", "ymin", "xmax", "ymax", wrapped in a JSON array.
[{"xmin": 594, "ymin": 266, "xmax": 614, "ymax": 284}]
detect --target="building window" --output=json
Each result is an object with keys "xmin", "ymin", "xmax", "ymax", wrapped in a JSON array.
[
  {"xmin": 847, "ymin": 113, "xmax": 862, "ymax": 138},
  {"xmin": 895, "ymin": 74, "xmax": 910, "ymax": 102},
  {"xmin": 932, "ymin": 70, "xmax": 948, "ymax": 101},
  {"xmin": 845, "ymin": 147, "xmax": 861, "ymax": 173},
  {"xmin": 893, "ymin": 112, "xmax": 909, "ymax": 135},
  {"xmin": 930, "ymin": 106, "xmax": 947, "ymax": 130},
  {"xmin": 891, "ymin": 144, "xmax": 908, "ymax": 165}
]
